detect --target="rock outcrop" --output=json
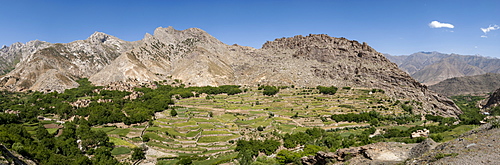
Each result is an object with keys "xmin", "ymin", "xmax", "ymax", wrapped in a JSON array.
[
  {"xmin": 0, "ymin": 27, "xmax": 461, "ymax": 117},
  {"xmin": 301, "ymin": 142, "xmax": 419, "ymax": 165},
  {"xmin": 408, "ymin": 138, "xmax": 437, "ymax": 158},
  {"xmin": 484, "ymin": 88, "xmax": 500, "ymax": 109}
]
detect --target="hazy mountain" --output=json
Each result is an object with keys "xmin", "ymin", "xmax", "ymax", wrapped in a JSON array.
[
  {"xmin": 385, "ymin": 52, "xmax": 500, "ymax": 85},
  {"xmin": 0, "ymin": 27, "xmax": 461, "ymax": 117},
  {"xmin": 428, "ymin": 73, "xmax": 500, "ymax": 96}
]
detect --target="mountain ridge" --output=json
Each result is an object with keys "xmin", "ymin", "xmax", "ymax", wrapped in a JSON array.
[
  {"xmin": 0, "ymin": 27, "xmax": 461, "ymax": 117},
  {"xmin": 428, "ymin": 73, "xmax": 500, "ymax": 96},
  {"xmin": 385, "ymin": 52, "xmax": 500, "ymax": 85}
]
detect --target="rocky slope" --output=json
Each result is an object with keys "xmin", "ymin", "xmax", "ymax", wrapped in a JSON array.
[
  {"xmin": 428, "ymin": 73, "xmax": 500, "ymax": 96},
  {"xmin": 1, "ymin": 27, "xmax": 461, "ymax": 117},
  {"xmin": 0, "ymin": 40, "xmax": 51, "ymax": 75},
  {"xmin": 0, "ymin": 32, "xmax": 139, "ymax": 92},
  {"xmin": 385, "ymin": 52, "xmax": 500, "ymax": 85},
  {"xmin": 408, "ymin": 121, "xmax": 500, "ymax": 165},
  {"xmin": 484, "ymin": 88, "xmax": 500, "ymax": 109}
]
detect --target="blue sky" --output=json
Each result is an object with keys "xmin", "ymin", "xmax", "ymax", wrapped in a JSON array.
[{"xmin": 1, "ymin": 0, "xmax": 499, "ymax": 57}]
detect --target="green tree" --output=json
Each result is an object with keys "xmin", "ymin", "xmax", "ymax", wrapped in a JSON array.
[
  {"xmin": 170, "ymin": 109, "xmax": 178, "ymax": 117},
  {"xmin": 177, "ymin": 157, "xmax": 193, "ymax": 165},
  {"xmin": 262, "ymin": 86, "xmax": 279, "ymax": 96},
  {"xmin": 131, "ymin": 147, "xmax": 145, "ymax": 160},
  {"xmin": 317, "ymin": 86, "xmax": 338, "ymax": 95}
]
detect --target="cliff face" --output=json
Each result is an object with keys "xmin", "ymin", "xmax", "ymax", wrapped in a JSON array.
[{"xmin": 0, "ymin": 27, "xmax": 461, "ymax": 117}]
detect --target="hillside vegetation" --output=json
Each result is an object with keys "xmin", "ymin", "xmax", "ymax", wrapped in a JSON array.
[{"xmin": 0, "ymin": 79, "xmax": 487, "ymax": 164}]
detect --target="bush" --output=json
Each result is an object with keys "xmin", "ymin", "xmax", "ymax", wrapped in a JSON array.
[
  {"xmin": 401, "ymin": 104, "xmax": 413, "ymax": 113},
  {"xmin": 429, "ymin": 134, "xmax": 443, "ymax": 142},
  {"xmin": 257, "ymin": 126, "xmax": 265, "ymax": 131},
  {"xmin": 142, "ymin": 135, "xmax": 150, "ymax": 142},
  {"xmin": 177, "ymin": 157, "xmax": 192, "ymax": 165},
  {"xmin": 170, "ymin": 109, "xmax": 178, "ymax": 117},
  {"xmin": 262, "ymin": 86, "xmax": 279, "ymax": 96},
  {"xmin": 317, "ymin": 86, "xmax": 338, "ymax": 95},
  {"xmin": 131, "ymin": 147, "xmax": 145, "ymax": 160}
]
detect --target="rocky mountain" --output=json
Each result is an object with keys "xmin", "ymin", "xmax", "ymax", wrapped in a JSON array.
[
  {"xmin": 0, "ymin": 40, "xmax": 51, "ymax": 75},
  {"xmin": 0, "ymin": 32, "xmax": 139, "ymax": 92},
  {"xmin": 484, "ymin": 88, "xmax": 500, "ymax": 109},
  {"xmin": 385, "ymin": 52, "xmax": 500, "ymax": 85},
  {"xmin": 0, "ymin": 27, "xmax": 460, "ymax": 117},
  {"xmin": 428, "ymin": 73, "xmax": 500, "ymax": 96}
]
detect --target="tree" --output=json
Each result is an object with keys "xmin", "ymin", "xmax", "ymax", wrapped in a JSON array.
[
  {"xmin": 170, "ymin": 109, "xmax": 178, "ymax": 117},
  {"xmin": 131, "ymin": 147, "xmax": 145, "ymax": 161},
  {"xmin": 262, "ymin": 86, "xmax": 279, "ymax": 96},
  {"xmin": 317, "ymin": 86, "xmax": 338, "ymax": 95},
  {"xmin": 177, "ymin": 157, "xmax": 193, "ymax": 165},
  {"xmin": 369, "ymin": 118, "xmax": 379, "ymax": 126},
  {"xmin": 142, "ymin": 135, "xmax": 150, "ymax": 142}
]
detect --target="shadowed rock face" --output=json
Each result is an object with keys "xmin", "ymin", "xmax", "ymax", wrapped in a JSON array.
[
  {"xmin": 0, "ymin": 27, "xmax": 461, "ymax": 117},
  {"xmin": 484, "ymin": 88, "xmax": 500, "ymax": 109}
]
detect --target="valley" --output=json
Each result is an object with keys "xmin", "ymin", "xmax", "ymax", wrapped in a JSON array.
[{"xmin": 0, "ymin": 26, "xmax": 497, "ymax": 165}]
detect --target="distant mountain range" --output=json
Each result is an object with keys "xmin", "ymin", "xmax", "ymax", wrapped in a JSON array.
[{"xmin": 385, "ymin": 51, "xmax": 500, "ymax": 85}]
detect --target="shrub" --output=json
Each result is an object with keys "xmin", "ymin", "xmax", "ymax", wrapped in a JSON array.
[
  {"xmin": 317, "ymin": 86, "xmax": 338, "ymax": 95},
  {"xmin": 262, "ymin": 86, "xmax": 279, "ymax": 96},
  {"xmin": 429, "ymin": 134, "xmax": 443, "ymax": 142},
  {"xmin": 170, "ymin": 109, "xmax": 178, "ymax": 117}
]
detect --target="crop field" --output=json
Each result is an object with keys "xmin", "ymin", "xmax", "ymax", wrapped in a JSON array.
[
  {"xmin": 91, "ymin": 86, "xmax": 448, "ymax": 162},
  {"xmin": 118, "ymin": 87, "xmax": 409, "ymax": 159}
]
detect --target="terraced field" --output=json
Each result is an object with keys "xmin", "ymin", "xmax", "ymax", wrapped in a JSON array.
[{"xmin": 93, "ymin": 87, "xmax": 413, "ymax": 163}]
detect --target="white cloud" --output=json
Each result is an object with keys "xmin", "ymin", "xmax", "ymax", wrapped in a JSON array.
[
  {"xmin": 480, "ymin": 25, "xmax": 499, "ymax": 38},
  {"xmin": 481, "ymin": 25, "xmax": 499, "ymax": 34},
  {"xmin": 429, "ymin": 21, "xmax": 454, "ymax": 28}
]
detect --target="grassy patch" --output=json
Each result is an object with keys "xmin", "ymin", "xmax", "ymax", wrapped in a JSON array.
[
  {"xmin": 109, "ymin": 137, "xmax": 136, "ymax": 148},
  {"xmin": 192, "ymin": 152, "xmax": 237, "ymax": 165},
  {"xmin": 198, "ymin": 135, "xmax": 240, "ymax": 143},
  {"xmin": 144, "ymin": 132, "xmax": 171, "ymax": 142},
  {"xmin": 107, "ymin": 128, "xmax": 130, "ymax": 137},
  {"xmin": 439, "ymin": 125, "xmax": 478, "ymax": 142},
  {"xmin": 111, "ymin": 147, "xmax": 131, "ymax": 156},
  {"xmin": 47, "ymin": 128, "xmax": 58, "ymax": 134}
]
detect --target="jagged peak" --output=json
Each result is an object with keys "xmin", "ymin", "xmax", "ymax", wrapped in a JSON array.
[{"xmin": 86, "ymin": 31, "xmax": 120, "ymax": 44}]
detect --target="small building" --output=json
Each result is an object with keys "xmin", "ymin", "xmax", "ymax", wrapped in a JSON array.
[{"xmin": 411, "ymin": 129, "xmax": 429, "ymax": 138}]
